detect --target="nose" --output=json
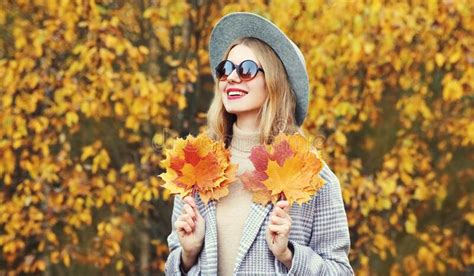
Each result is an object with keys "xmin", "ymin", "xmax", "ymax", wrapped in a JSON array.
[{"xmin": 226, "ymin": 68, "xmax": 241, "ymax": 83}]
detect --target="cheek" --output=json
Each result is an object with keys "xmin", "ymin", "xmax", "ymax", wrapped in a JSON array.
[
  {"xmin": 218, "ymin": 83, "xmax": 227, "ymax": 102},
  {"xmin": 253, "ymin": 82, "xmax": 267, "ymax": 103},
  {"xmin": 218, "ymin": 82, "xmax": 225, "ymax": 93},
  {"xmin": 262, "ymin": 83, "xmax": 268, "ymax": 99}
]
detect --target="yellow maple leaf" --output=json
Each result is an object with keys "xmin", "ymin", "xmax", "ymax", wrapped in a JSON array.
[
  {"xmin": 285, "ymin": 133, "xmax": 312, "ymax": 154},
  {"xmin": 263, "ymin": 154, "xmax": 319, "ymax": 205}
]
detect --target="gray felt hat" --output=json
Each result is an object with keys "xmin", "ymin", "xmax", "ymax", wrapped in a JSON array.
[{"xmin": 209, "ymin": 12, "xmax": 310, "ymax": 126}]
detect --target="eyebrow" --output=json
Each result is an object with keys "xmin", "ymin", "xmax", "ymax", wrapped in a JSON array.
[{"xmin": 227, "ymin": 59, "xmax": 262, "ymax": 67}]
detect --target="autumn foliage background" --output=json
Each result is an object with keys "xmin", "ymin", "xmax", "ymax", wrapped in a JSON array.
[{"xmin": 0, "ymin": 0, "xmax": 472, "ymax": 275}]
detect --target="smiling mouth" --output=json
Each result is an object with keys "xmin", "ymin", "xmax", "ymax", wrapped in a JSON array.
[{"xmin": 227, "ymin": 90, "xmax": 248, "ymax": 100}]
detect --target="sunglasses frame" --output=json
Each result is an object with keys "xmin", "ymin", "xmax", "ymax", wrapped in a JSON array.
[{"xmin": 215, "ymin": 59, "xmax": 265, "ymax": 81}]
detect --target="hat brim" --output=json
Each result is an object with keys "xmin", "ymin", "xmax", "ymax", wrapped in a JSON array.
[{"xmin": 209, "ymin": 12, "xmax": 309, "ymax": 126}]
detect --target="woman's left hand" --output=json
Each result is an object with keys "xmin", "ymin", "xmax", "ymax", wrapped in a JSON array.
[{"xmin": 266, "ymin": 200, "xmax": 293, "ymax": 268}]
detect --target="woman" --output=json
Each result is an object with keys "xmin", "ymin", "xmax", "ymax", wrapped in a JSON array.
[{"xmin": 165, "ymin": 12, "xmax": 353, "ymax": 275}]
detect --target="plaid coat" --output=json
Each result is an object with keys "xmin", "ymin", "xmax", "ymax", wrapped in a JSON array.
[{"xmin": 165, "ymin": 163, "xmax": 354, "ymax": 275}]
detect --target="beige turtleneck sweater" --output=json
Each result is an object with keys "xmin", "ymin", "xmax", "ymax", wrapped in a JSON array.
[{"xmin": 216, "ymin": 123, "xmax": 261, "ymax": 276}]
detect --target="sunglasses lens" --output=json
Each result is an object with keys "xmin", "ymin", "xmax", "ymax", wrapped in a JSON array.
[
  {"xmin": 239, "ymin": 60, "xmax": 258, "ymax": 80},
  {"xmin": 216, "ymin": 60, "xmax": 234, "ymax": 80}
]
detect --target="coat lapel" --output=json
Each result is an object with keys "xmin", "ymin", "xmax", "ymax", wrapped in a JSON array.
[
  {"xmin": 202, "ymin": 200, "xmax": 218, "ymax": 274},
  {"xmin": 233, "ymin": 202, "xmax": 272, "ymax": 273}
]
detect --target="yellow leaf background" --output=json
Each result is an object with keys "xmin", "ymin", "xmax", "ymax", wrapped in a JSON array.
[{"xmin": 0, "ymin": 0, "xmax": 472, "ymax": 274}]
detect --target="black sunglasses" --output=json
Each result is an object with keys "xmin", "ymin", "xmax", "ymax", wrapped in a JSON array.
[{"xmin": 215, "ymin": 60, "xmax": 265, "ymax": 81}]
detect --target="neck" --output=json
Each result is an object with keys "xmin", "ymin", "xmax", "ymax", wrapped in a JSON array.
[
  {"xmin": 235, "ymin": 112, "xmax": 260, "ymax": 132},
  {"xmin": 230, "ymin": 122, "xmax": 261, "ymax": 153}
]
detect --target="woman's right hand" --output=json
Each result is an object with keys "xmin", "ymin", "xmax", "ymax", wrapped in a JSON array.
[{"xmin": 174, "ymin": 196, "xmax": 205, "ymax": 271}]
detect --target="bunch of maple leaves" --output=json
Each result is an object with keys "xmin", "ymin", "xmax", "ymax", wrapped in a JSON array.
[
  {"xmin": 240, "ymin": 133, "xmax": 325, "ymax": 206},
  {"xmin": 159, "ymin": 134, "xmax": 238, "ymax": 204},
  {"xmin": 160, "ymin": 132, "xmax": 325, "ymax": 206}
]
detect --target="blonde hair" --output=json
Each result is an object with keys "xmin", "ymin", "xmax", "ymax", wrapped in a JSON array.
[{"xmin": 207, "ymin": 37, "xmax": 301, "ymax": 147}]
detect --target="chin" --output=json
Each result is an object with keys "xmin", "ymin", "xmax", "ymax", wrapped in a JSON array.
[
  {"xmin": 224, "ymin": 108, "xmax": 258, "ymax": 118},
  {"xmin": 222, "ymin": 104, "xmax": 240, "ymax": 113},
  {"xmin": 223, "ymin": 100, "xmax": 261, "ymax": 115},
  {"xmin": 224, "ymin": 108, "xmax": 243, "ymax": 115}
]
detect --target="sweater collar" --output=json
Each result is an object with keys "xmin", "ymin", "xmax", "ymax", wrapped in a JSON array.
[{"xmin": 230, "ymin": 122, "xmax": 261, "ymax": 153}]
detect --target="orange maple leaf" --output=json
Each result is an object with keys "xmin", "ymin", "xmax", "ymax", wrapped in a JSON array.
[{"xmin": 159, "ymin": 133, "xmax": 238, "ymax": 204}]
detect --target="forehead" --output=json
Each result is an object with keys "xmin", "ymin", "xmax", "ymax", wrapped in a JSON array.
[{"xmin": 226, "ymin": 44, "xmax": 261, "ymax": 65}]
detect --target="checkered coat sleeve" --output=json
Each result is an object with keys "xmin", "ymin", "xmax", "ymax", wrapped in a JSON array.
[{"xmin": 165, "ymin": 163, "xmax": 354, "ymax": 275}]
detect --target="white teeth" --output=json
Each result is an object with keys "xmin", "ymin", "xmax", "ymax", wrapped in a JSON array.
[{"xmin": 228, "ymin": 91, "xmax": 246, "ymax": 97}]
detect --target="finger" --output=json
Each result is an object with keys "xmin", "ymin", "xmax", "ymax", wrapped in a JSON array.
[
  {"xmin": 183, "ymin": 196, "xmax": 196, "ymax": 208},
  {"xmin": 276, "ymin": 200, "xmax": 290, "ymax": 211},
  {"xmin": 192, "ymin": 205, "xmax": 204, "ymax": 221},
  {"xmin": 269, "ymin": 214, "xmax": 287, "ymax": 225},
  {"xmin": 175, "ymin": 220, "xmax": 192, "ymax": 233},
  {"xmin": 181, "ymin": 214, "xmax": 195, "ymax": 229},
  {"xmin": 268, "ymin": 224, "xmax": 291, "ymax": 235},
  {"xmin": 183, "ymin": 204, "xmax": 196, "ymax": 218},
  {"xmin": 273, "ymin": 206, "xmax": 291, "ymax": 220},
  {"xmin": 195, "ymin": 208, "xmax": 203, "ymax": 221},
  {"xmin": 184, "ymin": 197, "xmax": 203, "ymax": 221}
]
